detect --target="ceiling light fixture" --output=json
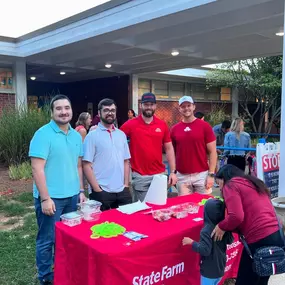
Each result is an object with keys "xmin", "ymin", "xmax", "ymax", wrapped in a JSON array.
[
  {"xmin": 105, "ymin": 63, "xmax": 112, "ymax": 68},
  {"xmin": 276, "ymin": 32, "xmax": 284, "ymax": 37},
  {"xmin": 171, "ymin": 50, "xmax": 179, "ymax": 56},
  {"xmin": 30, "ymin": 76, "xmax": 36, "ymax": 80},
  {"xmin": 60, "ymin": 71, "xmax": 66, "ymax": 75}
]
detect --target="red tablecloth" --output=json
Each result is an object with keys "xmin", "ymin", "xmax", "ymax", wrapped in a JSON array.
[{"xmin": 54, "ymin": 194, "xmax": 243, "ymax": 285}]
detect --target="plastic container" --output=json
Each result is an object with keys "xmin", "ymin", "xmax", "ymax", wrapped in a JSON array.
[
  {"xmin": 170, "ymin": 205, "xmax": 188, "ymax": 219},
  {"xmin": 272, "ymin": 197, "xmax": 285, "ymax": 225},
  {"xmin": 61, "ymin": 211, "xmax": 83, "ymax": 227},
  {"xmin": 81, "ymin": 208, "xmax": 102, "ymax": 222},
  {"xmin": 77, "ymin": 200, "xmax": 102, "ymax": 212},
  {"xmin": 152, "ymin": 209, "xmax": 172, "ymax": 222},
  {"xmin": 173, "ymin": 210, "xmax": 188, "ymax": 219},
  {"xmin": 181, "ymin": 202, "xmax": 200, "ymax": 214}
]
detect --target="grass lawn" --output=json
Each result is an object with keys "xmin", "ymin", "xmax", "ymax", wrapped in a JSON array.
[{"xmin": 0, "ymin": 192, "xmax": 39, "ymax": 285}]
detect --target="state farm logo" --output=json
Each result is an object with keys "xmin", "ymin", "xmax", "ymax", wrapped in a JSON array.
[
  {"xmin": 184, "ymin": 127, "xmax": 191, "ymax": 132},
  {"xmin": 133, "ymin": 262, "xmax": 184, "ymax": 285},
  {"xmin": 155, "ymin": 128, "xmax": 162, "ymax": 132}
]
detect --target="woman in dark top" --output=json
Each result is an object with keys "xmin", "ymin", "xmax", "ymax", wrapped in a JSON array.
[
  {"xmin": 128, "ymin": 109, "xmax": 136, "ymax": 120},
  {"xmin": 212, "ymin": 164, "xmax": 283, "ymax": 285}
]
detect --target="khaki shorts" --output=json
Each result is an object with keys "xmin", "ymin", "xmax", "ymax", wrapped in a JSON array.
[
  {"xmin": 177, "ymin": 171, "xmax": 212, "ymax": 195},
  {"xmin": 132, "ymin": 171, "xmax": 164, "ymax": 202}
]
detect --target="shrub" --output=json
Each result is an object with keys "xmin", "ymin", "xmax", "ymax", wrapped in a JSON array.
[
  {"xmin": 205, "ymin": 104, "xmax": 231, "ymax": 127},
  {"xmin": 9, "ymin": 161, "xmax": 32, "ymax": 180},
  {"xmin": 239, "ymin": 113, "xmax": 253, "ymax": 133},
  {"xmin": 0, "ymin": 105, "xmax": 50, "ymax": 165}
]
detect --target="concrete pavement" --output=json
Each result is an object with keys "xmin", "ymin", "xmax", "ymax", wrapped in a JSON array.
[{"xmin": 269, "ymin": 274, "xmax": 285, "ymax": 284}]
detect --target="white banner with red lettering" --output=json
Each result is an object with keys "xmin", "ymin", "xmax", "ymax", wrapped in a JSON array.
[{"xmin": 256, "ymin": 142, "xmax": 280, "ymax": 198}]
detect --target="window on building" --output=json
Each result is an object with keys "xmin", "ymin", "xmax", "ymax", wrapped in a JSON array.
[
  {"xmin": 138, "ymin": 79, "xmax": 151, "ymax": 97},
  {"xmin": 191, "ymin": 84, "xmax": 205, "ymax": 100},
  {"xmin": 0, "ymin": 70, "xmax": 13, "ymax": 89},
  {"xmin": 220, "ymin": 87, "xmax": 231, "ymax": 101},
  {"xmin": 169, "ymin": 82, "xmax": 185, "ymax": 99},
  {"xmin": 138, "ymin": 79, "xmax": 223, "ymax": 102},
  {"xmin": 205, "ymin": 86, "xmax": 220, "ymax": 101},
  {"xmin": 153, "ymin": 80, "xmax": 168, "ymax": 99},
  {"xmin": 28, "ymin": 96, "xmax": 39, "ymax": 109}
]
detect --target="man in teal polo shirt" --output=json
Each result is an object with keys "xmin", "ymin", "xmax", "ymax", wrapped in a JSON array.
[{"xmin": 29, "ymin": 94, "xmax": 86, "ymax": 285}]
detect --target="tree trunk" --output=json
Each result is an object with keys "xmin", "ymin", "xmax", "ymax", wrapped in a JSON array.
[{"xmin": 239, "ymin": 103, "xmax": 258, "ymax": 132}]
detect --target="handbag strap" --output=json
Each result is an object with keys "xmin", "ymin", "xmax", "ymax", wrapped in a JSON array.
[{"xmin": 240, "ymin": 235, "xmax": 253, "ymax": 259}]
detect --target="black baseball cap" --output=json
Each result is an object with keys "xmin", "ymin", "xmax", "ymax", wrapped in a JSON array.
[{"xmin": 141, "ymin": 92, "xmax": 156, "ymax": 103}]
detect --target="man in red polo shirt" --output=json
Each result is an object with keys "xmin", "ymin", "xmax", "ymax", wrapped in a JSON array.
[
  {"xmin": 120, "ymin": 92, "xmax": 177, "ymax": 201},
  {"xmin": 171, "ymin": 96, "xmax": 217, "ymax": 195}
]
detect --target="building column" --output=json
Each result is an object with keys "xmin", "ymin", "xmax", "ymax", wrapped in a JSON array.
[
  {"xmin": 14, "ymin": 61, "xmax": 27, "ymax": 111},
  {"xmin": 151, "ymin": 80, "xmax": 155, "ymax": 94},
  {"xmin": 231, "ymin": 87, "xmax": 239, "ymax": 119},
  {"xmin": 185, "ymin": 82, "xmax": 190, "ymax": 96},
  {"xmin": 278, "ymin": 3, "xmax": 285, "ymax": 197},
  {"xmin": 131, "ymin": 75, "xmax": 139, "ymax": 114}
]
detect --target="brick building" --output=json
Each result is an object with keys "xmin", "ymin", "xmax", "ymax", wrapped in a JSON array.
[{"xmin": 134, "ymin": 70, "xmax": 235, "ymax": 127}]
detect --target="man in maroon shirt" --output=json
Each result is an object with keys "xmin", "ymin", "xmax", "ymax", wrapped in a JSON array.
[{"xmin": 171, "ymin": 96, "xmax": 217, "ymax": 195}]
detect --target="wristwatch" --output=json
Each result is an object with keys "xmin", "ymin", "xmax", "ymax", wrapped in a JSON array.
[{"xmin": 208, "ymin": 172, "xmax": 215, "ymax": 178}]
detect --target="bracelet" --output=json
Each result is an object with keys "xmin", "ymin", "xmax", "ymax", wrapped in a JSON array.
[{"xmin": 41, "ymin": 198, "xmax": 50, "ymax": 203}]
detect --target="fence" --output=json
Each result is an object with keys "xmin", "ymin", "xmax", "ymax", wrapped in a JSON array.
[{"xmin": 249, "ymin": 133, "xmax": 280, "ymax": 138}]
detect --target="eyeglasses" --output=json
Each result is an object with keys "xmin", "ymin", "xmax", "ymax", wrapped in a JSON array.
[{"xmin": 102, "ymin": 108, "xmax": 116, "ymax": 114}]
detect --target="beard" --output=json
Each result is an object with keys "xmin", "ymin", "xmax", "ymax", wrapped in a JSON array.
[
  {"xmin": 142, "ymin": 109, "xmax": 155, "ymax": 118},
  {"xmin": 101, "ymin": 115, "xmax": 116, "ymax": 125}
]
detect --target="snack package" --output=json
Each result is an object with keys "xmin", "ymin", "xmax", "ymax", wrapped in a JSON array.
[{"xmin": 123, "ymin": 231, "xmax": 148, "ymax": 241}]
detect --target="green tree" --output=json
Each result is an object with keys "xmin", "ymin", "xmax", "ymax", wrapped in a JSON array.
[{"xmin": 206, "ymin": 56, "xmax": 282, "ymax": 133}]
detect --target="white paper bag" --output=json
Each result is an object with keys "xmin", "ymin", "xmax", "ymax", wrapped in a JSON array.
[{"xmin": 144, "ymin": 174, "xmax": 167, "ymax": 205}]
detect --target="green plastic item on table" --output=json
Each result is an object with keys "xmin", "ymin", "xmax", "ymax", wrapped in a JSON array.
[
  {"xmin": 198, "ymin": 196, "xmax": 224, "ymax": 206},
  {"xmin": 90, "ymin": 221, "xmax": 126, "ymax": 239}
]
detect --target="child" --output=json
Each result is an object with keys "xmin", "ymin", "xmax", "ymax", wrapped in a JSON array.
[{"xmin": 182, "ymin": 199, "xmax": 233, "ymax": 285}]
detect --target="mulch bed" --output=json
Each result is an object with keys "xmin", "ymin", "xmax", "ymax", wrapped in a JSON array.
[{"xmin": 0, "ymin": 164, "xmax": 32, "ymax": 197}]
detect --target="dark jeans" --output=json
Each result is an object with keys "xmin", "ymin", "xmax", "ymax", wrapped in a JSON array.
[
  {"xmin": 227, "ymin": 155, "xmax": 246, "ymax": 171},
  {"xmin": 89, "ymin": 187, "xmax": 132, "ymax": 211},
  {"xmin": 34, "ymin": 194, "xmax": 78, "ymax": 283},
  {"xmin": 236, "ymin": 230, "xmax": 284, "ymax": 285}
]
